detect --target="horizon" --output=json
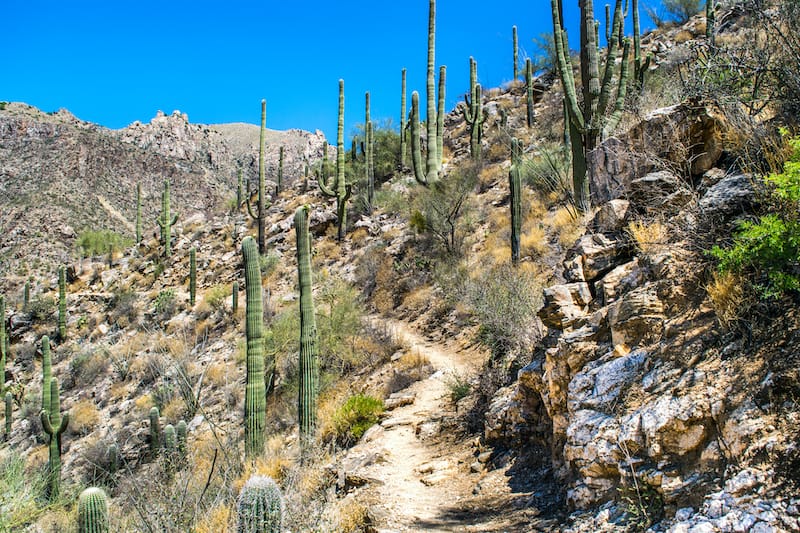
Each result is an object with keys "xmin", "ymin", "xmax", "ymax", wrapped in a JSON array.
[{"xmin": 3, "ymin": 1, "xmax": 660, "ymax": 144}]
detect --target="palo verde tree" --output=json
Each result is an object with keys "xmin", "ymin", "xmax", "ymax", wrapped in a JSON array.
[{"xmin": 551, "ymin": 0, "xmax": 630, "ymax": 213}]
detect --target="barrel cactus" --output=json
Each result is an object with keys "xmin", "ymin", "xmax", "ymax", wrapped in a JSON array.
[
  {"xmin": 77, "ymin": 486, "xmax": 109, "ymax": 533},
  {"xmin": 237, "ymin": 475, "xmax": 283, "ymax": 533}
]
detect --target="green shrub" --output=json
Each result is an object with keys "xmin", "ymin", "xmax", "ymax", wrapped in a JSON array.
[
  {"xmin": 259, "ymin": 253, "xmax": 279, "ymax": 278},
  {"xmin": 332, "ymin": 394, "xmax": 384, "ymax": 445},
  {"xmin": 204, "ymin": 284, "xmax": 229, "ymax": 312},
  {"xmin": 710, "ymin": 135, "xmax": 800, "ymax": 298},
  {"xmin": 28, "ymin": 295, "xmax": 55, "ymax": 322},
  {"xmin": 154, "ymin": 289, "xmax": 177, "ymax": 320},
  {"xmin": 69, "ymin": 349, "xmax": 109, "ymax": 388},
  {"xmin": 76, "ymin": 230, "xmax": 132, "ymax": 258},
  {"xmin": 445, "ymin": 373, "xmax": 472, "ymax": 404}
]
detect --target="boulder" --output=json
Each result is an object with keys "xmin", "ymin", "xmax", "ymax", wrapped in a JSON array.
[
  {"xmin": 595, "ymin": 259, "xmax": 646, "ymax": 306},
  {"xmin": 538, "ymin": 283, "xmax": 593, "ymax": 329},
  {"xmin": 592, "ymin": 199, "xmax": 630, "ymax": 233},
  {"xmin": 607, "ymin": 286, "xmax": 665, "ymax": 347},
  {"xmin": 699, "ymin": 173, "xmax": 755, "ymax": 217},
  {"xmin": 569, "ymin": 233, "xmax": 629, "ymax": 282},
  {"xmin": 568, "ymin": 349, "xmax": 649, "ymax": 412}
]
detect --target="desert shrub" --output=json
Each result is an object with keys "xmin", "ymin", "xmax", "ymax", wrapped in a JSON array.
[
  {"xmin": 520, "ymin": 142, "xmax": 573, "ymax": 202},
  {"xmin": 710, "ymin": 134, "xmax": 800, "ymax": 298},
  {"xmin": 154, "ymin": 289, "xmax": 177, "ymax": 320},
  {"xmin": 331, "ymin": 394, "xmax": 384, "ymax": 446},
  {"xmin": 706, "ymin": 270, "xmax": 747, "ymax": 328},
  {"xmin": 445, "ymin": 372, "xmax": 472, "ymax": 404},
  {"xmin": 69, "ymin": 399, "xmax": 100, "ymax": 436},
  {"xmin": 110, "ymin": 286, "xmax": 139, "ymax": 326},
  {"xmin": 410, "ymin": 165, "xmax": 478, "ymax": 257},
  {"xmin": 259, "ymin": 252, "xmax": 280, "ymax": 278},
  {"xmin": 204, "ymin": 284, "xmax": 229, "ymax": 313},
  {"xmin": 317, "ymin": 278, "xmax": 366, "ymax": 374},
  {"xmin": 69, "ymin": 349, "xmax": 109, "ymax": 388},
  {"xmin": 76, "ymin": 229, "xmax": 132, "ymax": 258},
  {"xmin": 0, "ymin": 452, "xmax": 51, "ymax": 530},
  {"xmin": 28, "ymin": 295, "xmax": 55, "ymax": 322}
]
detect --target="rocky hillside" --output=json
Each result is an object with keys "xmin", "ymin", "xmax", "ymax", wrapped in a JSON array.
[
  {"xmin": 1, "ymin": 3, "xmax": 799, "ymax": 532},
  {"xmin": 0, "ymin": 103, "xmax": 327, "ymax": 281}
]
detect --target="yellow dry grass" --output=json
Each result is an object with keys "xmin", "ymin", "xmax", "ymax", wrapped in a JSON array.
[
  {"xmin": 205, "ymin": 362, "xmax": 228, "ymax": 389},
  {"xmin": 706, "ymin": 270, "xmax": 745, "ymax": 328},
  {"xmin": 548, "ymin": 206, "xmax": 584, "ymax": 248},
  {"xmin": 397, "ymin": 350, "xmax": 431, "ymax": 371},
  {"xmin": 161, "ymin": 397, "xmax": 186, "ymax": 423},
  {"xmin": 627, "ymin": 220, "xmax": 668, "ymax": 255},
  {"xmin": 334, "ymin": 497, "xmax": 372, "ymax": 533},
  {"xmin": 521, "ymin": 226, "xmax": 548, "ymax": 258},
  {"xmin": 317, "ymin": 383, "xmax": 350, "ymax": 443},
  {"xmin": 70, "ymin": 399, "xmax": 100, "ymax": 435},
  {"xmin": 194, "ymin": 503, "xmax": 233, "ymax": 533}
]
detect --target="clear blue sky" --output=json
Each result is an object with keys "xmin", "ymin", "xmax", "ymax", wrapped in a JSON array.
[{"xmin": 2, "ymin": 1, "xmax": 658, "ymax": 143}]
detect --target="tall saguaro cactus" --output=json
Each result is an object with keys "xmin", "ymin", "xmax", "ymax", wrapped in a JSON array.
[
  {"xmin": 41, "ymin": 336, "xmax": 52, "ymax": 414},
  {"xmin": 295, "ymin": 206, "xmax": 318, "ymax": 444},
  {"xmin": 77, "ymin": 487, "xmax": 110, "ymax": 533},
  {"xmin": 237, "ymin": 475, "xmax": 283, "ymax": 533},
  {"xmin": 247, "ymin": 100, "xmax": 270, "ymax": 254},
  {"xmin": 58, "ymin": 266, "xmax": 67, "ymax": 340},
  {"xmin": 156, "ymin": 180, "xmax": 179, "ymax": 257},
  {"xmin": 242, "ymin": 236, "xmax": 266, "ymax": 458},
  {"xmin": 41, "ymin": 377, "xmax": 68, "ymax": 499},
  {"xmin": 135, "ymin": 183, "xmax": 142, "ymax": 244},
  {"xmin": 318, "ymin": 80, "xmax": 352, "ymax": 241},
  {"xmin": 189, "ymin": 247, "xmax": 197, "ymax": 306},
  {"xmin": 365, "ymin": 92, "xmax": 375, "ymax": 212},
  {"xmin": 513, "ymin": 25, "xmax": 519, "ymax": 81},
  {"xmin": 509, "ymin": 139, "xmax": 523, "ymax": 265},
  {"xmin": 632, "ymin": 0, "xmax": 652, "ymax": 88},
  {"xmin": 276, "ymin": 146, "xmax": 284, "ymax": 195},
  {"xmin": 0, "ymin": 296, "xmax": 5, "ymax": 395},
  {"xmin": 459, "ymin": 57, "xmax": 487, "ymax": 160},
  {"xmin": 400, "ymin": 68, "xmax": 407, "ymax": 168},
  {"xmin": 551, "ymin": 0, "xmax": 630, "ymax": 212},
  {"xmin": 410, "ymin": 0, "xmax": 446, "ymax": 186},
  {"xmin": 525, "ymin": 58, "xmax": 536, "ymax": 127},
  {"xmin": 232, "ymin": 281, "xmax": 239, "ymax": 314},
  {"xmin": 4, "ymin": 392, "xmax": 11, "ymax": 439}
]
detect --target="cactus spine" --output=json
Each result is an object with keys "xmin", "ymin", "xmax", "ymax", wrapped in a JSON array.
[
  {"xmin": 58, "ymin": 266, "xmax": 67, "ymax": 340},
  {"xmin": 551, "ymin": 0, "xmax": 630, "ymax": 213},
  {"xmin": 135, "ymin": 183, "xmax": 142, "ymax": 244},
  {"xmin": 189, "ymin": 247, "xmax": 196, "ymax": 306},
  {"xmin": 246, "ymin": 100, "xmax": 270, "ymax": 254},
  {"xmin": 41, "ymin": 377, "xmax": 68, "ymax": 499},
  {"xmin": 295, "ymin": 206, "xmax": 318, "ymax": 444},
  {"xmin": 318, "ymin": 80, "xmax": 352, "ymax": 241},
  {"xmin": 365, "ymin": 92, "xmax": 375, "ymax": 213},
  {"xmin": 411, "ymin": 0, "xmax": 446, "ymax": 186},
  {"xmin": 149, "ymin": 406, "xmax": 161, "ymax": 455},
  {"xmin": 237, "ymin": 475, "xmax": 283, "ymax": 533},
  {"xmin": 156, "ymin": 180, "xmax": 179, "ymax": 257},
  {"xmin": 232, "ymin": 281, "xmax": 239, "ymax": 314},
  {"xmin": 242, "ymin": 236, "xmax": 266, "ymax": 458},
  {"xmin": 513, "ymin": 25, "xmax": 519, "ymax": 81},
  {"xmin": 0, "ymin": 296, "xmax": 5, "ymax": 395},
  {"xmin": 459, "ymin": 57, "xmax": 487, "ymax": 160},
  {"xmin": 77, "ymin": 487, "xmax": 109, "ymax": 533},
  {"xmin": 4, "ymin": 391, "xmax": 11, "ymax": 439},
  {"xmin": 525, "ymin": 58, "xmax": 536, "ymax": 127},
  {"xmin": 509, "ymin": 139, "xmax": 523, "ymax": 265},
  {"xmin": 400, "ymin": 68, "xmax": 407, "ymax": 168},
  {"xmin": 276, "ymin": 146, "xmax": 284, "ymax": 195},
  {"xmin": 42, "ymin": 336, "xmax": 52, "ymax": 414}
]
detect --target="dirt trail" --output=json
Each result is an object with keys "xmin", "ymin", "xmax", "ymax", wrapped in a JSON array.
[{"xmin": 352, "ymin": 318, "xmax": 486, "ymax": 532}]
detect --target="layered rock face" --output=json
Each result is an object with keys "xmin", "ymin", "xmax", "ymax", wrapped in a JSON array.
[{"xmin": 484, "ymin": 104, "xmax": 795, "ymax": 531}]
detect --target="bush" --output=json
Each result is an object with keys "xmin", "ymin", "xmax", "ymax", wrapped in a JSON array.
[
  {"xmin": 28, "ymin": 295, "xmax": 55, "ymax": 322},
  {"xmin": 69, "ymin": 349, "xmax": 109, "ymax": 388},
  {"xmin": 76, "ymin": 230, "xmax": 132, "ymax": 258},
  {"xmin": 710, "ymin": 135, "xmax": 800, "ymax": 298},
  {"xmin": 110, "ymin": 287, "xmax": 138, "ymax": 326},
  {"xmin": 154, "ymin": 289, "xmax": 177, "ymax": 320},
  {"xmin": 331, "ymin": 394, "xmax": 384, "ymax": 446},
  {"xmin": 204, "ymin": 284, "xmax": 229, "ymax": 313}
]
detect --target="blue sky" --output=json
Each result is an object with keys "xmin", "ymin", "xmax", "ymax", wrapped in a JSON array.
[{"xmin": 2, "ymin": 1, "xmax": 658, "ymax": 143}]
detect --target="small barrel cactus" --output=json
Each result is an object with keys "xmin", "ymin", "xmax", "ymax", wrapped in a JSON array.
[
  {"xmin": 77, "ymin": 486, "xmax": 110, "ymax": 533},
  {"xmin": 237, "ymin": 475, "xmax": 283, "ymax": 533}
]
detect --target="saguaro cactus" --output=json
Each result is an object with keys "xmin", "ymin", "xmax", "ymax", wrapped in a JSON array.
[
  {"xmin": 318, "ymin": 80, "xmax": 352, "ymax": 241},
  {"xmin": 247, "ymin": 100, "xmax": 270, "ymax": 254},
  {"xmin": 107, "ymin": 444, "xmax": 118, "ymax": 475},
  {"xmin": 58, "ymin": 266, "xmax": 67, "ymax": 340},
  {"xmin": 276, "ymin": 146, "xmax": 284, "ymax": 195},
  {"xmin": 0, "ymin": 296, "xmax": 5, "ymax": 395},
  {"xmin": 632, "ymin": 0, "xmax": 652, "ymax": 88},
  {"xmin": 41, "ymin": 336, "xmax": 52, "ymax": 414},
  {"xmin": 176, "ymin": 419, "xmax": 188, "ymax": 458},
  {"xmin": 5, "ymin": 392, "xmax": 12, "ymax": 439},
  {"xmin": 23, "ymin": 280, "xmax": 30, "ymax": 310},
  {"xmin": 365, "ymin": 92, "xmax": 375, "ymax": 212},
  {"xmin": 410, "ymin": 0, "xmax": 446, "ymax": 186},
  {"xmin": 400, "ymin": 68, "xmax": 407, "ymax": 168},
  {"xmin": 237, "ymin": 475, "xmax": 283, "ymax": 533},
  {"xmin": 237, "ymin": 168, "xmax": 244, "ymax": 208},
  {"xmin": 77, "ymin": 487, "xmax": 109, "ymax": 533},
  {"xmin": 232, "ymin": 281, "xmax": 239, "ymax": 314},
  {"xmin": 551, "ymin": 0, "xmax": 630, "ymax": 212},
  {"xmin": 509, "ymin": 139, "xmax": 523, "ymax": 265},
  {"xmin": 149, "ymin": 406, "xmax": 161, "ymax": 455},
  {"xmin": 135, "ymin": 183, "xmax": 142, "ymax": 244},
  {"xmin": 706, "ymin": 0, "xmax": 716, "ymax": 46},
  {"xmin": 295, "ymin": 206, "xmax": 318, "ymax": 444},
  {"xmin": 525, "ymin": 58, "xmax": 536, "ymax": 127},
  {"xmin": 513, "ymin": 25, "xmax": 519, "ymax": 81},
  {"xmin": 41, "ymin": 377, "xmax": 68, "ymax": 499},
  {"xmin": 156, "ymin": 180, "xmax": 179, "ymax": 257},
  {"xmin": 458, "ymin": 57, "xmax": 487, "ymax": 160},
  {"xmin": 164, "ymin": 424, "xmax": 176, "ymax": 452},
  {"xmin": 242, "ymin": 236, "xmax": 266, "ymax": 458},
  {"xmin": 189, "ymin": 247, "xmax": 196, "ymax": 306}
]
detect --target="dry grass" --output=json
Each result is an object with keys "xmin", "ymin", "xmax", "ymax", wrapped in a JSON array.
[
  {"xmin": 333, "ymin": 496, "xmax": 372, "ymax": 533},
  {"xmin": 706, "ymin": 270, "xmax": 746, "ymax": 329},
  {"xmin": 194, "ymin": 503, "xmax": 233, "ymax": 533},
  {"xmin": 133, "ymin": 394, "xmax": 153, "ymax": 413},
  {"xmin": 317, "ymin": 383, "xmax": 350, "ymax": 443},
  {"xmin": 69, "ymin": 399, "xmax": 100, "ymax": 436},
  {"xmin": 479, "ymin": 164, "xmax": 506, "ymax": 189},
  {"xmin": 350, "ymin": 227, "xmax": 369, "ymax": 246},
  {"xmin": 548, "ymin": 206, "xmax": 584, "ymax": 248},
  {"xmin": 205, "ymin": 362, "xmax": 228, "ymax": 389},
  {"xmin": 674, "ymin": 29, "xmax": 694, "ymax": 43},
  {"xmin": 161, "ymin": 396, "xmax": 186, "ymax": 423},
  {"xmin": 396, "ymin": 350, "xmax": 431, "ymax": 371},
  {"xmin": 521, "ymin": 226, "xmax": 548, "ymax": 257},
  {"xmin": 627, "ymin": 220, "xmax": 669, "ymax": 255}
]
